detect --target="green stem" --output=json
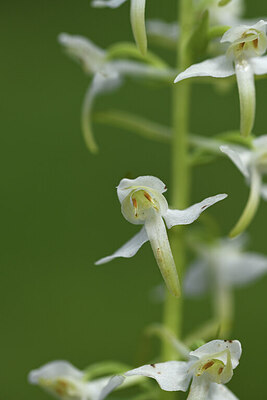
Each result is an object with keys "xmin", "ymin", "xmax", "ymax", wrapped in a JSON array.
[
  {"xmin": 213, "ymin": 285, "xmax": 234, "ymax": 339},
  {"xmin": 161, "ymin": 1, "xmax": 193, "ymax": 398}
]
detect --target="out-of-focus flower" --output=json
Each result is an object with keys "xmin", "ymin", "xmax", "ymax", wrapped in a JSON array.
[
  {"xmin": 58, "ymin": 33, "xmax": 172, "ymax": 153},
  {"xmin": 184, "ymin": 236, "xmax": 267, "ymax": 296},
  {"xmin": 175, "ymin": 20, "xmax": 267, "ymax": 137},
  {"xmin": 91, "ymin": 0, "xmax": 148, "ymax": 55},
  {"xmin": 28, "ymin": 360, "xmax": 124, "ymax": 400},
  {"xmin": 203, "ymin": 0, "xmax": 245, "ymax": 27},
  {"xmin": 96, "ymin": 175, "xmax": 227, "ymax": 297},
  {"xmin": 125, "ymin": 339, "xmax": 241, "ymax": 400}
]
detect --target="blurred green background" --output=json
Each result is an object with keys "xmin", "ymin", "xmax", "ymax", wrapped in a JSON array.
[{"xmin": 1, "ymin": 0, "xmax": 267, "ymax": 398}]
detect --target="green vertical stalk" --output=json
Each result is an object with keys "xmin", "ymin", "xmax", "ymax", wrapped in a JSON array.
[
  {"xmin": 214, "ymin": 284, "xmax": 234, "ymax": 338},
  {"xmin": 162, "ymin": 0, "xmax": 194, "ymax": 367}
]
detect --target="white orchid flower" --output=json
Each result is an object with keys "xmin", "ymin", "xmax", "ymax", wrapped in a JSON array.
[
  {"xmin": 28, "ymin": 360, "xmax": 124, "ymax": 400},
  {"xmin": 175, "ymin": 20, "xmax": 267, "ymax": 137},
  {"xmin": 184, "ymin": 236, "xmax": 267, "ymax": 297},
  {"xmin": 58, "ymin": 33, "xmax": 172, "ymax": 153},
  {"xmin": 203, "ymin": 0, "xmax": 244, "ymax": 27},
  {"xmin": 125, "ymin": 339, "xmax": 241, "ymax": 400},
  {"xmin": 91, "ymin": 0, "xmax": 147, "ymax": 55},
  {"xmin": 95, "ymin": 175, "xmax": 227, "ymax": 297},
  {"xmin": 220, "ymin": 135, "xmax": 267, "ymax": 236}
]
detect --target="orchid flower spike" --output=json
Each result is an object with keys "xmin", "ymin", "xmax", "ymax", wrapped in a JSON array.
[
  {"xmin": 95, "ymin": 175, "xmax": 227, "ymax": 297},
  {"xmin": 175, "ymin": 20, "xmax": 267, "ymax": 137},
  {"xmin": 184, "ymin": 235, "xmax": 267, "ymax": 297},
  {"xmin": 58, "ymin": 33, "xmax": 171, "ymax": 153},
  {"xmin": 91, "ymin": 0, "xmax": 147, "ymax": 55},
  {"xmin": 221, "ymin": 135, "xmax": 267, "ymax": 236},
  {"xmin": 125, "ymin": 339, "xmax": 242, "ymax": 400},
  {"xmin": 28, "ymin": 360, "xmax": 124, "ymax": 400}
]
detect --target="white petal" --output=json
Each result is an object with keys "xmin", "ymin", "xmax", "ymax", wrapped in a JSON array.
[
  {"xmin": 221, "ymin": 20, "xmax": 267, "ymax": 43},
  {"xmin": 235, "ymin": 60, "xmax": 255, "ymax": 137},
  {"xmin": 92, "ymin": 0, "xmax": 127, "ymax": 8},
  {"xmin": 183, "ymin": 260, "xmax": 209, "ymax": 297},
  {"xmin": 28, "ymin": 361, "xmax": 83, "ymax": 384},
  {"xmin": 249, "ymin": 19, "xmax": 267, "ymax": 32},
  {"xmin": 221, "ymin": 25, "xmax": 252, "ymax": 44},
  {"xmin": 250, "ymin": 55, "xmax": 267, "ymax": 75},
  {"xmin": 95, "ymin": 226, "xmax": 148, "ymax": 265},
  {"xmin": 81, "ymin": 73, "xmax": 122, "ymax": 153},
  {"xmin": 58, "ymin": 33, "xmax": 105, "ymax": 74},
  {"xmin": 190, "ymin": 340, "xmax": 242, "ymax": 369},
  {"xmin": 117, "ymin": 176, "xmax": 167, "ymax": 203},
  {"xmin": 163, "ymin": 194, "xmax": 227, "ymax": 229},
  {"xmin": 220, "ymin": 145, "xmax": 250, "ymax": 178},
  {"xmin": 187, "ymin": 376, "xmax": 210, "ymax": 400},
  {"xmin": 145, "ymin": 215, "xmax": 181, "ymax": 297},
  {"xmin": 125, "ymin": 361, "xmax": 192, "ymax": 391},
  {"xmin": 207, "ymin": 383, "xmax": 238, "ymax": 400},
  {"xmin": 98, "ymin": 376, "xmax": 125, "ymax": 400},
  {"xmin": 130, "ymin": 0, "xmax": 147, "ymax": 55},
  {"xmin": 174, "ymin": 56, "xmax": 234, "ymax": 83},
  {"xmin": 224, "ymin": 252, "xmax": 267, "ymax": 287}
]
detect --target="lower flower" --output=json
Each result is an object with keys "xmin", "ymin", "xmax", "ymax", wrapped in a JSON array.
[{"xmin": 125, "ymin": 340, "xmax": 241, "ymax": 400}]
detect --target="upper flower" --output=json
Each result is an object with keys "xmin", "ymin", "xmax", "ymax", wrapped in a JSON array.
[
  {"xmin": 28, "ymin": 360, "xmax": 124, "ymax": 400},
  {"xmin": 91, "ymin": 0, "xmax": 148, "ymax": 55},
  {"xmin": 58, "ymin": 33, "xmax": 172, "ymax": 153},
  {"xmin": 95, "ymin": 175, "xmax": 227, "ymax": 297},
  {"xmin": 184, "ymin": 236, "xmax": 267, "ymax": 296},
  {"xmin": 220, "ymin": 135, "xmax": 267, "ymax": 236},
  {"xmin": 223, "ymin": 20, "xmax": 267, "ymax": 60},
  {"xmin": 207, "ymin": 0, "xmax": 245, "ymax": 27},
  {"xmin": 175, "ymin": 20, "xmax": 267, "ymax": 137},
  {"xmin": 125, "ymin": 339, "xmax": 242, "ymax": 400}
]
